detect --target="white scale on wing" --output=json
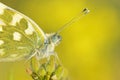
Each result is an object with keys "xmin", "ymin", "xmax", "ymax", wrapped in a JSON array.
[
  {"xmin": 13, "ymin": 32, "xmax": 22, "ymax": 41},
  {"xmin": 25, "ymin": 22, "xmax": 35, "ymax": 35},
  {"xmin": 0, "ymin": 3, "xmax": 6, "ymax": 15},
  {"xmin": 0, "ymin": 40, "xmax": 4, "ymax": 45},
  {"xmin": 10, "ymin": 13, "xmax": 23, "ymax": 26}
]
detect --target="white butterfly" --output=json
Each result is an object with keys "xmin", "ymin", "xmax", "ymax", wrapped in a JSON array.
[{"xmin": 0, "ymin": 2, "xmax": 89, "ymax": 62}]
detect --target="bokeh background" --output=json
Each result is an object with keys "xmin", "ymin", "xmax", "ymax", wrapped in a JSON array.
[{"xmin": 0, "ymin": 0, "xmax": 120, "ymax": 80}]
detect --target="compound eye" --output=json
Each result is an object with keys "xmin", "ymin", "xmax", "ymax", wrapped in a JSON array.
[
  {"xmin": 57, "ymin": 35, "xmax": 62, "ymax": 40},
  {"xmin": 57, "ymin": 35, "xmax": 60, "ymax": 38}
]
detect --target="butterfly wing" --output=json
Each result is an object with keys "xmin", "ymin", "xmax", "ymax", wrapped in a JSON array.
[{"xmin": 0, "ymin": 2, "xmax": 46, "ymax": 62}]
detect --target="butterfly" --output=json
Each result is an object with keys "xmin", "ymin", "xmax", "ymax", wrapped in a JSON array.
[{"xmin": 0, "ymin": 2, "xmax": 89, "ymax": 62}]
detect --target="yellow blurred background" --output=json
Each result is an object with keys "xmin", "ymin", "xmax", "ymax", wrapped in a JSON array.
[{"xmin": 0, "ymin": 0, "xmax": 120, "ymax": 80}]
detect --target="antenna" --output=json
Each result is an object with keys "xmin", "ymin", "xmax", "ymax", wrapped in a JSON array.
[{"xmin": 56, "ymin": 8, "xmax": 90, "ymax": 34}]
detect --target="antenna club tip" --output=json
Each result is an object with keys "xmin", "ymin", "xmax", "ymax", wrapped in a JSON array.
[{"xmin": 82, "ymin": 8, "xmax": 90, "ymax": 14}]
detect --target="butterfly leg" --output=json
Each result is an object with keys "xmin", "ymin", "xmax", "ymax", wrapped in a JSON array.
[
  {"xmin": 53, "ymin": 52, "xmax": 63, "ymax": 65},
  {"xmin": 24, "ymin": 50, "xmax": 38, "ymax": 64},
  {"xmin": 46, "ymin": 52, "xmax": 63, "ymax": 66}
]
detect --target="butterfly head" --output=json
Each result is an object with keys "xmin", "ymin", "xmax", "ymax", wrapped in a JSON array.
[
  {"xmin": 45, "ymin": 33, "xmax": 62, "ymax": 46},
  {"xmin": 51, "ymin": 33, "xmax": 62, "ymax": 46}
]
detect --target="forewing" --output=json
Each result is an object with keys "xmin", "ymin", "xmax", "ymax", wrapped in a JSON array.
[{"xmin": 0, "ymin": 2, "xmax": 45, "ymax": 62}]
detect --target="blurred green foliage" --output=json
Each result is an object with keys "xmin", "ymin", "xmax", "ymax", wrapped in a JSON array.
[{"xmin": 0, "ymin": 0, "xmax": 120, "ymax": 80}]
